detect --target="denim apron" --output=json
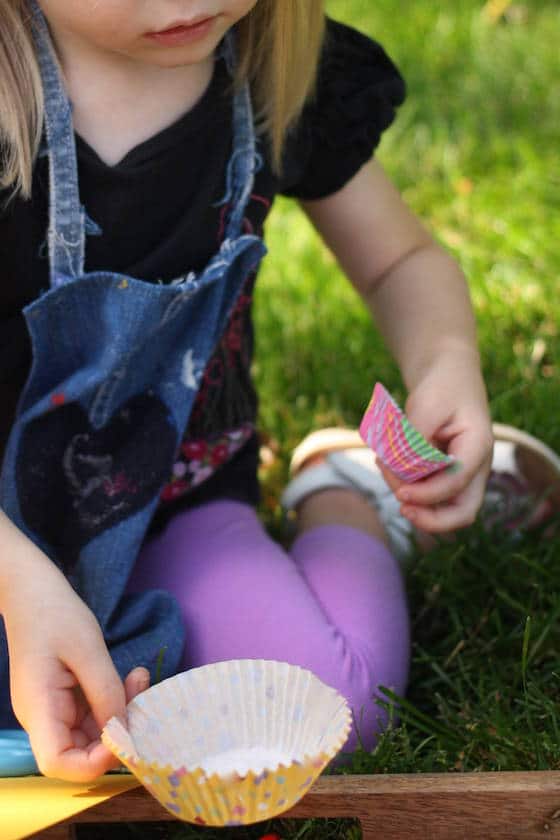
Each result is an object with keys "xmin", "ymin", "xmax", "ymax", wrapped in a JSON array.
[{"xmin": 0, "ymin": 6, "xmax": 266, "ymax": 727}]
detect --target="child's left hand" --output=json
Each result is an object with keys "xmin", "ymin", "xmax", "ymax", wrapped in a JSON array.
[{"xmin": 378, "ymin": 354, "xmax": 493, "ymax": 534}]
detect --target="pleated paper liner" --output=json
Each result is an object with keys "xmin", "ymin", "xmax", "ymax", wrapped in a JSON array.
[
  {"xmin": 102, "ymin": 660, "xmax": 351, "ymax": 827},
  {"xmin": 360, "ymin": 383, "xmax": 455, "ymax": 482}
]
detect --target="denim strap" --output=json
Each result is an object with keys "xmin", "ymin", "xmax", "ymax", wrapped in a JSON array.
[
  {"xmin": 217, "ymin": 34, "xmax": 259, "ymax": 241},
  {"xmin": 30, "ymin": 2, "xmax": 86, "ymax": 285}
]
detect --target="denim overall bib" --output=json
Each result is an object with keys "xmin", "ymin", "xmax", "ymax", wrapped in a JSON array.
[{"xmin": 0, "ymin": 6, "xmax": 266, "ymax": 727}]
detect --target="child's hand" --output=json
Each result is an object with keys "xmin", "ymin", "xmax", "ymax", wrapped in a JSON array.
[
  {"xmin": 379, "ymin": 355, "xmax": 493, "ymax": 534},
  {"xmin": 3, "ymin": 557, "xmax": 150, "ymax": 781}
]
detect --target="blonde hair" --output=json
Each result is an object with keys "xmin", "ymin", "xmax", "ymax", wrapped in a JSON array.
[
  {"xmin": 237, "ymin": 0, "xmax": 325, "ymax": 170},
  {"xmin": 0, "ymin": 0, "xmax": 44, "ymax": 200},
  {"xmin": 0, "ymin": 0, "xmax": 325, "ymax": 201}
]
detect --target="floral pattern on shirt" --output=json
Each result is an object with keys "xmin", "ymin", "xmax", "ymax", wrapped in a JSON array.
[{"xmin": 160, "ymin": 423, "xmax": 255, "ymax": 502}]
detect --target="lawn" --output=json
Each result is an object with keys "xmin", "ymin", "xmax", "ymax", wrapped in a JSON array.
[{"xmin": 103, "ymin": 1, "xmax": 560, "ymax": 837}]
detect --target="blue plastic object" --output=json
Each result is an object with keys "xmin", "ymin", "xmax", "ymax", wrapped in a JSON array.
[{"xmin": 0, "ymin": 730, "xmax": 39, "ymax": 776}]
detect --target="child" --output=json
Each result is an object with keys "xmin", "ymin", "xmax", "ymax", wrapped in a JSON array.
[{"xmin": 1, "ymin": 0, "xmax": 554, "ymax": 783}]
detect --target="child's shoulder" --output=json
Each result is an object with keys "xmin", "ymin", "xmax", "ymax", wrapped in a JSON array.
[
  {"xmin": 322, "ymin": 15, "xmax": 404, "ymax": 74},
  {"xmin": 279, "ymin": 17, "xmax": 406, "ymax": 201}
]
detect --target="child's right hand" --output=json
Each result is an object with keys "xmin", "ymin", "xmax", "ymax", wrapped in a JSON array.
[{"xmin": 1, "ymin": 533, "xmax": 149, "ymax": 781}]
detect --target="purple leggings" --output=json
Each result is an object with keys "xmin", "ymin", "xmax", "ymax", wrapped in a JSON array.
[{"xmin": 128, "ymin": 501, "xmax": 410, "ymax": 753}]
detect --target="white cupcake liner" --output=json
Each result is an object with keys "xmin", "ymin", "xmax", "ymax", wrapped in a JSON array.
[{"xmin": 102, "ymin": 659, "xmax": 351, "ymax": 826}]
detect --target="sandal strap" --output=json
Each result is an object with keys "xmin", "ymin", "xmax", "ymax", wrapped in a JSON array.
[
  {"xmin": 484, "ymin": 439, "xmax": 559, "ymax": 532},
  {"xmin": 281, "ymin": 451, "xmax": 413, "ymax": 562},
  {"xmin": 280, "ymin": 462, "xmax": 353, "ymax": 511}
]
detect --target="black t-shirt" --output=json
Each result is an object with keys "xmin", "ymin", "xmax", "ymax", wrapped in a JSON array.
[{"xmin": 0, "ymin": 19, "xmax": 406, "ymax": 529}]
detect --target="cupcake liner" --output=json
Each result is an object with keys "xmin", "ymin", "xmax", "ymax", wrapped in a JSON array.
[
  {"xmin": 102, "ymin": 660, "xmax": 351, "ymax": 827},
  {"xmin": 360, "ymin": 383, "xmax": 455, "ymax": 482}
]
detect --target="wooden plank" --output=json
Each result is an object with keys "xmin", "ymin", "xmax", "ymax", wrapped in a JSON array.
[
  {"xmin": 30, "ymin": 772, "xmax": 560, "ymax": 839},
  {"xmin": 285, "ymin": 773, "xmax": 560, "ymax": 839}
]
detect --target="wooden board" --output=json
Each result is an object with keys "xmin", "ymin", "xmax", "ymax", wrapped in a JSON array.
[{"xmin": 27, "ymin": 771, "xmax": 560, "ymax": 839}]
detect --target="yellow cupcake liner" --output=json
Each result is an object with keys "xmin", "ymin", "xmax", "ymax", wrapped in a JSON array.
[{"xmin": 102, "ymin": 659, "xmax": 351, "ymax": 827}]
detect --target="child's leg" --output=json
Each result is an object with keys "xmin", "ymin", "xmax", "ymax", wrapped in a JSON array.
[{"xmin": 129, "ymin": 499, "xmax": 409, "ymax": 752}]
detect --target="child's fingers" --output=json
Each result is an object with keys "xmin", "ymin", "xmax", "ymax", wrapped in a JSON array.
[
  {"xmin": 33, "ymin": 632, "xmax": 129, "ymax": 780},
  {"xmin": 36, "ymin": 735, "xmax": 118, "ymax": 781},
  {"xmin": 401, "ymin": 475, "xmax": 485, "ymax": 533},
  {"xmin": 376, "ymin": 459, "xmax": 404, "ymax": 493},
  {"xmin": 66, "ymin": 632, "xmax": 127, "ymax": 735},
  {"xmin": 396, "ymin": 429, "xmax": 492, "ymax": 508},
  {"xmin": 124, "ymin": 666, "xmax": 150, "ymax": 703},
  {"xmin": 377, "ymin": 456, "xmax": 472, "ymax": 522},
  {"xmin": 374, "ymin": 419, "xmax": 492, "ymax": 533},
  {"xmin": 68, "ymin": 668, "xmax": 150, "ymax": 776},
  {"xmin": 22, "ymin": 669, "xmax": 119, "ymax": 781},
  {"xmin": 396, "ymin": 464, "xmax": 468, "ymax": 507},
  {"xmin": 378, "ymin": 453, "xmax": 470, "ymax": 509},
  {"xmin": 60, "ymin": 668, "xmax": 151, "ymax": 777},
  {"xmin": 68, "ymin": 729, "xmax": 89, "ymax": 749},
  {"xmin": 401, "ymin": 501, "xmax": 469, "ymax": 533},
  {"xmin": 401, "ymin": 501, "xmax": 464, "ymax": 534}
]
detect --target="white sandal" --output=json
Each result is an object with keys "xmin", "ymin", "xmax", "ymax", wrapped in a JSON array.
[
  {"xmin": 485, "ymin": 423, "xmax": 560, "ymax": 531},
  {"xmin": 281, "ymin": 428, "xmax": 413, "ymax": 561},
  {"xmin": 281, "ymin": 423, "xmax": 560, "ymax": 557}
]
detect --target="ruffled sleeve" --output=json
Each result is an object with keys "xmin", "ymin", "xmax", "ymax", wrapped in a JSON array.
[{"xmin": 279, "ymin": 18, "xmax": 406, "ymax": 200}]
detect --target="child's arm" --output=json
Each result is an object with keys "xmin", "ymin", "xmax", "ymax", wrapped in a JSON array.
[
  {"xmin": 0, "ymin": 509, "xmax": 147, "ymax": 780},
  {"xmin": 301, "ymin": 158, "xmax": 493, "ymax": 534}
]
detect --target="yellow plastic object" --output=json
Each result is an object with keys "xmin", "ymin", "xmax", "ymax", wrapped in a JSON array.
[{"xmin": 0, "ymin": 774, "xmax": 140, "ymax": 840}]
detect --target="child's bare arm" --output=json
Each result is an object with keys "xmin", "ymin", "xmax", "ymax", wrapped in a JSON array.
[
  {"xmin": 301, "ymin": 159, "xmax": 493, "ymax": 533},
  {"xmin": 0, "ymin": 509, "xmax": 147, "ymax": 780}
]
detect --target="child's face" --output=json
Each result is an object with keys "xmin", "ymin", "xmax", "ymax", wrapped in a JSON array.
[{"xmin": 39, "ymin": 1, "xmax": 259, "ymax": 67}]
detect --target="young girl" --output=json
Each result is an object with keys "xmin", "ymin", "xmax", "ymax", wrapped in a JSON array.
[{"xmin": 2, "ymin": 0, "xmax": 547, "ymax": 782}]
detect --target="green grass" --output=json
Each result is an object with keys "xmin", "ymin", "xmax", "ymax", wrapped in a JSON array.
[{"xmin": 118, "ymin": 2, "xmax": 560, "ymax": 837}]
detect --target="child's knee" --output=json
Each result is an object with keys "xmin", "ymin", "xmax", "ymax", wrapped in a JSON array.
[{"xmin": 328, "ymin": 642, "xmax": 409, "ymax": 754}]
